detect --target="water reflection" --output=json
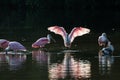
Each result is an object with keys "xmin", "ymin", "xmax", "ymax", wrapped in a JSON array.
[
  {"xmin": 99, "ymin": 54, "xmax": 114, "ymax": 75},
  {"xmin": 0, "ymin": 48, "xmax": 119, "ymax": 80},
  {"xmin": 32, "ymin": 50, "xmax": 48, "ymax": 65},
  {"xmin": 0, "ymin": 52, "xmax": 26, "ymax": 71},
  {"xmin": 48, "ymin": 52, "xmax": 91, "ymax": 80}
]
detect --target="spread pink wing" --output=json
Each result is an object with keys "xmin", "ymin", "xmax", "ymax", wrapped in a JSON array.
[
  {"xmin": 69, "ymin": 27, "xmax": 90, "ymax": 43},
  {"xmin": 48, "ymin": 26, "xmax": 67, "ymax": 40}
]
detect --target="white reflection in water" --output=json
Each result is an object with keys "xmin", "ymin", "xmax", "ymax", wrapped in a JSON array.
[
  {"xmin": 32, "ymin": 50, "xmax": 48, "ymax": 64},
  {"xmin": 48, "ymin": 53, "xmax": 91, "ymax": 80},
  {"xmin": 0, "ymin": 52, "xmax": 26, "ymax": 71},
  {"xmin": 0, "ymin": 54, "xmax": 6, "ymax": 62},
  {"xmin": 99, "ymin": 55, "xmax": 114, "ymax": 75}
]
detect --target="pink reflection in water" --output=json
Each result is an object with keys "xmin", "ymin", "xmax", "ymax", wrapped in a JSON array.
[
  {"xmin": 48, "ymin": 53, "xmax": 91, "ymax": 79},
  {"xmin": 0, "ymin": 54, "xmax": 6, "ymax": 62},
  {"xmin": 0, "ymin": 52, "xmax": 26, "ymax": 70},
  {"xmin": 32, "ymin": 50, "xmax": 48, "ymax": 64}
]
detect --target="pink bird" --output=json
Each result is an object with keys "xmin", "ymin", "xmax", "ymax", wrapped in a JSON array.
[
  {"xmin": 5, "ymin": 41, "xmax": 26, "ymax": 52},
  {"xmin": 48, "ymin": 26, "xmax": 90, "ymax": 48},
  {"xmin": 0, "ymin": 39, "xmax": 9, "ymax": 49},
  {"xmin": 32, "ymin": 34, "xmax": 56, "ymax": 48},
  {"xmin": 98, "ymin": 33, "xmax": 109, "ymax": 47}
]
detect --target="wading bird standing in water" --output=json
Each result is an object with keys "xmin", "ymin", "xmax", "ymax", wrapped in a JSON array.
[
  {"xmin": 48, "ymin": 26, "xmax": 90, "ymax": 48},
  {"xmin": 0, "ymin": 39, "xmax": 26, "ymax": 54},
  {"xmin": 98, "ymin": 33, "xmax": 114, "ymax": 56},
  {"xmin": 32, "ymin": 34, "xmax": 56, "ymax": 48},
  {"xmin": 5, "ymin": 41, "xmax": 27, "ymax": 54}
]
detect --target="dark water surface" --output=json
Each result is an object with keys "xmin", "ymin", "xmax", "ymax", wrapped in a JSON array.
[{"xmin": 0, "ymin": 49, "xmax": 120, "ymax": 80}]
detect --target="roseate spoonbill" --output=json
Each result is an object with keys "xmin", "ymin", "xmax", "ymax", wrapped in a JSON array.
[
  {"xmin": 0, "ymin": 39, "xmax": 9, "ymax": 49},
  {"xmin": 48, "ymin": 26, "xmax": 90, "ymax": 48},
  {"xmin": 5, "ymin": 41, "xmax": 26, "ymax": 53},
  {"xmin": 98, "ymin": 33, "xmax": 109, "ymax": 47},
  {"xmin": 32, "ymin": 34, "xmax": 56, "ymax": 48}
]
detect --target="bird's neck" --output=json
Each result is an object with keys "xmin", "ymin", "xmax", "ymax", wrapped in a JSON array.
[{"xmin": 47, "ymin": 36, "xmax": 51, "ymax": 42}]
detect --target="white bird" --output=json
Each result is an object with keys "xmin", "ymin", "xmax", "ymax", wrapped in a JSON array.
[
  {"xmin": 48, "ymin": 26, "xmax": 90, "ymax": 48},
  {"xmin": 98, "ymin": 33, "xmax": 109, "ymax": 47}
]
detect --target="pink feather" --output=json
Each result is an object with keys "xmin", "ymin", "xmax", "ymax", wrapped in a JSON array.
[{"xmin": 48, "ymin": 26, "xmax": 90, "ymax": 48}]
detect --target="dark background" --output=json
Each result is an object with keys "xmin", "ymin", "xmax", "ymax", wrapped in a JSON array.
[{"xmin": 0, "ymin": 0, "xmax": 120, "ymax": 41}]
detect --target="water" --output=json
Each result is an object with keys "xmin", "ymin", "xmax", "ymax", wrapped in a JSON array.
[{"xmin": 0, "ymin": 49, "xmax": 120, "ymax": 80}]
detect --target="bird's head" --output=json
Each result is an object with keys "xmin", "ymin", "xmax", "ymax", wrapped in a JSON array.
[{"xmin": 102, "ymin": 33, "xmax": 107, "ymax": 37}]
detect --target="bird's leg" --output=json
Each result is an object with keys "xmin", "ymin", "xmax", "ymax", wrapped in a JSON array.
[
  {"xmin": 14, "ymin": 50, "xmax": 17, "ymax": 54},
  {"xmin": 99, "ymin": 50, "xmax": 103, "ymax": 57},
  {"xmin": 39, "ymin": 47, "xmax": 47, "ymax": 51},
  {"xmin": 43, "ymin": 47, "xmax": 47, "ymax": 51},
  {"xmin": 64, "ymin": 47, "xmax": 71, "ymax": 50},
  {"xmin": 5, "ymin": 50, "xmax": 8, "ymax": 54}
]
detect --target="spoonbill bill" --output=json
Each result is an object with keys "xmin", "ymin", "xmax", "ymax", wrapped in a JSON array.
[
  {"xmin": 5, "ymin": 41, "xmax": 27, "ymax": 53},
  {"xmin": 0, "ymin": 39, "xmax": 9, "ymax": 49},
  {"xmin": 48, "ymin": 26, "xmax": 90, "ymax": 48},
  {"xmin": 98, "ymin": 33, "xmax": 109, "ymax": 47},
  {"xmin": 32, "ymin": 34, "xmax": 56, "ymax": 48}
]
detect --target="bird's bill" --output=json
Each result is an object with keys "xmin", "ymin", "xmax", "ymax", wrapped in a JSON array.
[
  {"xmin": 51, "ymin": 37, "xmax": 56, "ymax": 43},
  {"xmin": 48, "ymin": 34, "xmax": 56, "ymax": 43},
  {"xmin": 5, "ymin": 47, "xmax": 10, "ymax": 51},
  {"xmin": 5, "ymin": 47, "xmax": 10, "ymax": 54}
]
